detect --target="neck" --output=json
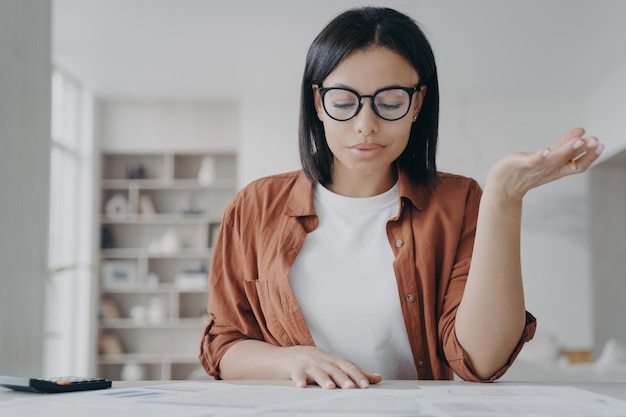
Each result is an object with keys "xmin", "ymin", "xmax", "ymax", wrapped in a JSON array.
[{"xmin": 328, "ymin": 166, "xmax": 397, "ymax": 198}]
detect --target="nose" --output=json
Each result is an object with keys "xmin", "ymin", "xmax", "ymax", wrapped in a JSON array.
[{"xmin": 353, "ymin": 98, "xmax": 379, "ymax": 136}]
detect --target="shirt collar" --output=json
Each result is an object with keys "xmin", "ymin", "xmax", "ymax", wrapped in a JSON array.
[
  {"xmin": 284, "ymin": 171, "xmax": 316, "ymax": 217},
  {"xmin": 284, "ymin": 168, "xmax": 432, "ymax": 217},
  {"xmin": 397, "ymin": 168, "xmax": 431, "ymax": 211}
]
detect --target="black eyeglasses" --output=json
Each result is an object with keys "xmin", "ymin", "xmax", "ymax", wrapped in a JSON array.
[{"xmin": 317, "ymin": 84, "xmax": 421, "ymax": 121}]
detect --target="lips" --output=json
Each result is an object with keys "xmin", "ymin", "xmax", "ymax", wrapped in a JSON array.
[
  {"xmin": 348, "ymin": 143, "xmax": 385, "ymax": 159},
  {"xmin": 351, "ymin": 143, "xmax": 383, "ymax": 150}
]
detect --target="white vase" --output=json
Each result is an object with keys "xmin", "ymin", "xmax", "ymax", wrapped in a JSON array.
[
  {"xmin": 160, "ymin": 229, "xmax": 180, "ymax": 254},
  {"xmin": 129, "ymin": 305, "xmax": 146, "ymax": 324},
  {"xmin": 121, "ymin": 362, "xmax": 145, "ymax": 381},
  {"xmin": 105, "ymin": 193, "xmax": 128, "ymax": 218},
  {"xmin": 147, "ymin": 297, "xmax": 166, "ymax": 324},
  {"xmin": 198, "ymin": 155, "xmax": 216, "ymax": 185}
]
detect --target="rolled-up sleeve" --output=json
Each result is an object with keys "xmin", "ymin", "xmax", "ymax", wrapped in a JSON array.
[
  {"xmin": 436, "ymin": 179, "xmax": 537, "ymax": 382},
  {"xmin": 199, "ymin": 197, "xmax": 263, "ymax": 378},
  {"xmin": 445, "ymin": 311, "xmax": 536, "ymax": 382}
]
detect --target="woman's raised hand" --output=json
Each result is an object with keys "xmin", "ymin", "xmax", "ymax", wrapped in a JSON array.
[{"xmin": 485, "ymin": 127, "xmax": 605, "ymax": 201}]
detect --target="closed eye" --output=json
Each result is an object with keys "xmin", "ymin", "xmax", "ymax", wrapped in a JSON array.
[
  {"xmin": 331, "ymin": 101, "xmax": 357, "ymax": 109},
  {"xmin": 377, "ymin": 102, "xmax": 403, "ymax": 110}
]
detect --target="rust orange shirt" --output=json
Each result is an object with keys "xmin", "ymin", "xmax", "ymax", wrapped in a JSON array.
[{"xmin": 199, "ymin": 169, "xmax": 536, "ymax": 382}]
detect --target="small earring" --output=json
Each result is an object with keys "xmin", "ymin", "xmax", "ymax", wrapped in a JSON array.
[{"xmin": 412, "ymin": 116, "xmax": 417, "ymax": 122}]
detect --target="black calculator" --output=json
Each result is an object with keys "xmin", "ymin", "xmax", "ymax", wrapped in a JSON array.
[{"xmin": 0, "ymin": 375, "xmax": 112, "ymax": 393}]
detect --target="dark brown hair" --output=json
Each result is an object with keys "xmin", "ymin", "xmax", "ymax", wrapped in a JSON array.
[{"xmin": 299, "ymin": 7, "xmax": 440, "ymax": 186}]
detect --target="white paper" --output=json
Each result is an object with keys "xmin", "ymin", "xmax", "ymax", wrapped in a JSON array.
[{"xmin": 3, "ymin": 382, "xmax": 626, "ymax": 417}]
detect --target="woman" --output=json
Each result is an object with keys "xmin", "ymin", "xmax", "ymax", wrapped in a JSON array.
[{"xmin": 199, "ymin": 7, "xmax": 604, "ymax": 389}]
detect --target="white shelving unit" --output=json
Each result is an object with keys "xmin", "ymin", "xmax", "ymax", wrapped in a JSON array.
[{"xmin": 97, "ymin": 151, "xmax": 236, "ymax": 381}]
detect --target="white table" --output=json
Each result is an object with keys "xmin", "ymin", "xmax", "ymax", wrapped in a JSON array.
[{"xmin": 1, "ymin": 379, "xmax": 625, "ymax": 415}]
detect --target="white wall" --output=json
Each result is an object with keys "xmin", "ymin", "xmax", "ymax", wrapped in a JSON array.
[
  {"xmin": 238, "ymin": 95, "xmax": 301, "ymax": 188},
  {"xmin": 97, "ymin": 101, "xmax": 239, "ymax": 152},
  {"xmin": 585, "ymin": 59, "xmax": 626, "ymax": 158}
]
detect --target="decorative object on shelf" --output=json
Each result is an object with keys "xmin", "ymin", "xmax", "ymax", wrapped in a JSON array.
[
  {"xmin": 182, "ymin": 195, "xmax": 203, "ymax": 216},
  {"xmin": 147, "ymin": 297, "xmax": 166, "ymax": 324},
  {"xmin": 120, "ymin": 362, "xmax": 145, "ymax": 381},
  {"xmin": 148, "ymin": 229, "xmax": 181, "ymax": 255},
  {"xmin": 99, "ymin": 297, "xmax": 122, "ymax": 320},
  {"xmin": 101, "ymin": 260, "xmax": 137, "ymax": 289},
  {"xmin": 126, "ymin": 163, "xmax": 145, "ymax": 179},
  {"xmin": 101, "ymin": 225, "xmax": 114, "ymax": 249},
  {"xmin": 104, "ymin": 193, "xmax": 129, "ymax": 219},
  {"xmin": 98, "ymin": 333, "xmax": 124, "ymax": 355},
  {"xmin": 175, "ymin": 265, "xmax": 208, "ymax": 290},
  {"xmin": 129, "ymin": 305, "xmax": 146, "ymax": 324},
  {"xmin": 160, "ymin": 229, "xmax": 181, "ymax": 254},
  {"xmin": 197, "ymin": 155, "xmax": 216, "ymax": 185},
  {"xmin": 147, "ymin": 238, "xmax": 161, "ymax": 254},
  {"xmin": 147, "ymin": 272, "xmax": 160, "ymax": 289},
  {"xmin": 595, "ymin": 338, "xmax": 626, "ymax": 370},
  {"xmin": 139, "ymin": 194, "xmax": 156, "ymax": 215}
]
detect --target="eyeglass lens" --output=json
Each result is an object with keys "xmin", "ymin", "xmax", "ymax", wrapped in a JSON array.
[{"xmin": 322, "ymin": 88, "xmax": 412, "ymax": 121}]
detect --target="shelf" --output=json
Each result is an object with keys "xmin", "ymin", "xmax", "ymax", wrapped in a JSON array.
[
  {"xmin": 98, "ymin": 353, "xmax": 200, "ymax": 365},
  {"xmin": 101, "ymin": 213, "xmax": 223, "ymax": 224},
  {"xmin": 101, "ymin": 248, "xmax": 212, "ymax": 259},
  {"xmin": 101, "ymin": 284, "xmax": 207, "ymax": 294},
  {"xmin": 100, "ymin": 318, "xmax": 207, "ymax": 329},
  {"xmin": 101, "ymin": 285, "xmax": 173, "ymax": 294},
  {"xmin": 97, "ymin": 150, "xmax": 235, "ymax": 381},
  {"xmin": 102, "ymin": 178, "xmax": 237, "ymax": 190}
]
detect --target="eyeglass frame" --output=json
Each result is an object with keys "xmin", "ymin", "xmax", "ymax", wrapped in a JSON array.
[{"xmin": 316, "ymin": 83, "xmax": 423, "ymax": 122}]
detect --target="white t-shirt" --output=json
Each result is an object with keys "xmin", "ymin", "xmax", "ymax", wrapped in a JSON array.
[{"xmin": 288, "ymin": 182, "xmax": 416, "ymax": 379}]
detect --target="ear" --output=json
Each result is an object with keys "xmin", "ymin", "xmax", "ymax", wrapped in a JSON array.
[
  {"xmin": 412, "ymin": 85, "xmax": 427, "ymax": 121},
  {"xmin": 312, "ymin": 85, "xmax": 324, "ymax": 121}
]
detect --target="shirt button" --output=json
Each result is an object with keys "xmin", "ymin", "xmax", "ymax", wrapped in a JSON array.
[
  {"xmin": 417, "ymin": 358, "xmax": 425, "ymax": 367},
  {"xmin": 406, "ymin": 294, "xmax": 415, "ymax": 303},
  {"xmin": 395, "ymin": 239, "xmax": 404, "ymax": 248}
]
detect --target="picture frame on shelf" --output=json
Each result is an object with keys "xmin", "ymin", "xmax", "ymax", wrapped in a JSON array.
[{"xmin": 101, "ymin": 260, "xmax": 137, "ymax": 289}]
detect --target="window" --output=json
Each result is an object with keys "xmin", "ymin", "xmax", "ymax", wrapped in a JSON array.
[{"xmin": 44, "ymin": 68, "xmax": 95, "ymax": 377}]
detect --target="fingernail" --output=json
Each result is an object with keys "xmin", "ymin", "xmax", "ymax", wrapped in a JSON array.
[
  {"xmin": 596, "ymin": 143, "xmax": 606, "ymax": 155},
  {"xmin": 542, "ymin": 149, "xmax": 551, "ymax": 157},
  {"xmin": 587, "ymin": 138, "xmax": 598, "ymax": 148},
  {"xmin": 360, "ymin": 379, "xmax": 369, "ymax": 388},
  {"xmin": 573, "ymin": 139, "xmax": 584, "ymax": 149}
]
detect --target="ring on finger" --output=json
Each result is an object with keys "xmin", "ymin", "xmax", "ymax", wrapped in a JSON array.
[{"xmin": 567, "ymin": 159, "xmax": 577, "ymax": 171}]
